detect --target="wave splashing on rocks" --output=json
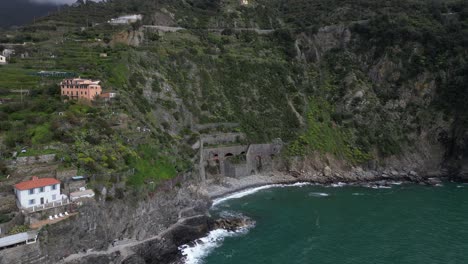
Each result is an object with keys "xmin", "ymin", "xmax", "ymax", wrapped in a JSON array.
[{"xmin": 179, "ymin": 217, "xmax": 253, "ymax": 264}]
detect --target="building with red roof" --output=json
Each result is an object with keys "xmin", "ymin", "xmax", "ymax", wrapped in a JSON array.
[{"xmin": 14, "ymin": 176, "xmax": 62, "ymax": 209}]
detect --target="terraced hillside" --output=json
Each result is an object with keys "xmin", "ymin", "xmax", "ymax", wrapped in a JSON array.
[{"xmin": 1, "ymin": 0, "xmax": 468, "ymax": 193}]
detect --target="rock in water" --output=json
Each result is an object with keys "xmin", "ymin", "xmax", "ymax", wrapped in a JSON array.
[{"xmin": 214, "ymin": 217, "xmax": 254, "ymax": 232}]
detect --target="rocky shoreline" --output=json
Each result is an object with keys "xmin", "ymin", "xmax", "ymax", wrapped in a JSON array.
[
  {"xmin": 170, "ymin": 169, "xmax": 452, "ymax": 264},
  {"xmin": 0, "ymin": 169, "xmax": 455, "ymax": 264},
  {"xmin": 203, "ymin": 168, "xmax": 450, "ymax": 201},
  {"xmin": 72, "ymin": 170, "xmax": 453, "ymax": 264}
]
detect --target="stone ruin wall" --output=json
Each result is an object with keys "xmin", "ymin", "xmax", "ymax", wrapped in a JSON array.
[{"xmin": 201, "ymin": 142, "xmax": 283, "ymax": 179}]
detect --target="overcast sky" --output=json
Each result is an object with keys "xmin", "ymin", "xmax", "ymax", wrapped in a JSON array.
[
  {"xmin": 29, "ymin": 0, "xmax": 77, "ymax": 4},
  {"xmin": 0, "ymin": 0, "xmax": 103, "ymax": 28}
]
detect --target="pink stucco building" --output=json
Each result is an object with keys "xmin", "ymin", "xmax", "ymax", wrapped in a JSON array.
[{"xmin": 60, "ymin": 78, "xmax": 102, "ymax": 101}]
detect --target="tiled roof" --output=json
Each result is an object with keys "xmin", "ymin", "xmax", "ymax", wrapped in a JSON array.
[{"xmin": 14, "ymin": 176, "xmax": 60, "ymax": 191}]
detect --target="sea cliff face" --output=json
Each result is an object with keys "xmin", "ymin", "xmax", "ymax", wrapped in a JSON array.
[{"xmin": 0, "ymin": 185, "xmax": 211, "ymax": 264}]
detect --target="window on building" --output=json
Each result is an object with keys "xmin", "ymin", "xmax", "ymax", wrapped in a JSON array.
[
  {"xmin": 52, "ymin": 184, "xmax": 57, "ymax": 190},
  {"xmin": 52, "ymin": 194, "xmax": 56, "ymax": 200},
  {"xmin": 29, "ymin": 199, "xmax": 35, "ymax": 205},
  {"xmin": 29, "ymin": 189, "xmax": 34, "ymax": 195},
  {"xmin": 39, "ymin": 187, "xmax": 44, "ymax": 193}
]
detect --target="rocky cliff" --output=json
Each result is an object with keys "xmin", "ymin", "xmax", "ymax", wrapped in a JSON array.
[{"xmin": 0, "ymin": 184, "xmax": 211, "ymax": 264}]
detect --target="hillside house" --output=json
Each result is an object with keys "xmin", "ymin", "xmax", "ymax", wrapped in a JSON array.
[
  {"xmin": 2, "ymin": 49, "xmax": 15, "ymax": 58},
  {"xmin": 60, "ymin": 78, "xmax": 102, "ymax": 101},
  {"xmin": 100, "ymin": 91, "xmax": 117, "ymax": 101},
  {"xmin": 0, "ymin": 55, "xmax": 6, "ymax": 64},
  {"xmin": 14, "ymin": 176, "xmax": 61, "ymax": 209},
  {"xmin": 70, "ymin": 189, "xmax": 95, "ymax": 201},
  {"xmin": 240, "ymin": 0, "xmax": 249, "ymax": 5},
  {"xmin": 67, "ymin": 176, "xmax": 87, "ymax": 192}
]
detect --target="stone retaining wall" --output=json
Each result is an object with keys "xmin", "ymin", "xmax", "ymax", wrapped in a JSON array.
[
  {"xmin": 13, "ymin": 154, "xmax": 56, "ymax": 166},
  {"xmin": 0, "ymin": 213, "xmax": 25, "ymax": 237}
]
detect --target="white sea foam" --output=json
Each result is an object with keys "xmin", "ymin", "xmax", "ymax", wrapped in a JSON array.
[
  {"xmin": 371, "ymin": 185, "xmax": 392, "ymax": 189},
  {"xmin": 330, "ymin": 182, "xmax": 347, "ymax": 187},
  {"xmin": 212, "ymin": 182, "xmax": 312, "ymax": 207},
  {"xmin": 352, "ymin": 192, "xmax": 365, "ymax": 196},
  {"xmin": 179, "ymin": 227, "xmax": 250, "ymax": 264},
  {"xmin": 390, "ymin": 181, "xmax": 403, "ymax": 185},
  {"xmin": 308, "ymin": 192, "xmax": 330, "ymax": 197},
  {"xmin": 179, "ymin": 229, "xmax": 235, "ymax": 264}
]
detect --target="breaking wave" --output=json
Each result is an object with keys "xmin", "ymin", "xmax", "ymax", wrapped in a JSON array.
[
  {"xmin": 371, "ymin": 185, "xmax": 392, "ymax": 189},
  {"xmin": 330, "ymin": 182, "xmax": 347, "ymax": 187},
  {"xmin": 179, "ymin": 226, "xmax": 250, "ymax": 264},
  {"xmin": 308, "ymin": 192, "xmax": 330, "ymax": 197},
  {"xmin": 212, "ymin": 182, "xmax": 313, "ymax": 207}
]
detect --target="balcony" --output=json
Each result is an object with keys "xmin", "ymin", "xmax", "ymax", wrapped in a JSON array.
[{"xmin": 20, "ymin": 198, "xmax": 70, "ymax": 213}]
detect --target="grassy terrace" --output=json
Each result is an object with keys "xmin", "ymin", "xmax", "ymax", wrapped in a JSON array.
[
  {"xmin": 0, "ymin": 65, "xmax": 41, "ymax": 89},
  {"xmin": 0, "ymin": 21, "xmax": 185, "ymax": 189},
  {"xmin": 17, "ymin": 148, "xmax": 57, "ymax": 158}
]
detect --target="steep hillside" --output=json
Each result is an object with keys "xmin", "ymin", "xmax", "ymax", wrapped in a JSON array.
[{"xmin": 1, "ymin": 0, "xmax": 468, "ymax": 192}]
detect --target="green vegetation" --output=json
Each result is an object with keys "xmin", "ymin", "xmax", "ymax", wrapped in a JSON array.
[
  {"xmin": 288, "ymin": 97, "xmax": 371, "ymax": 164},
  {"xmin": 8, "ymin": 225, "xmax": 28, "ymax": 235},
  {"xmin": 0, "ymin": 212, "xmax": 13, "ymax": 224},
  {"xmin": 127, "ymin": 145, "xmax": 177, "ymax": 186},
  {"xmin": 1, "ymin": 0, "xmax": 467, "ymax": 192},
  {"xmin": 0, "ymin": 66, "xmax": 40, "ymax": 89},
  {"xmin": 17, "ymin": 148, "xmax": 56, "ymax": 158}
]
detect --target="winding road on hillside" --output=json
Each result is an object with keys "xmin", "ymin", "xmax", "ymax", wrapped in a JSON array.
[{"xmin": 142, "ymin": 25, "xmax": 275, "ymax": 34}]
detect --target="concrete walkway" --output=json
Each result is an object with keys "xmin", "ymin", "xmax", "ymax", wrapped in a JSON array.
[
  {"xmin": 60, "ymin": 215, "xmax": 205, "ymax": 263},
  {"xmin": 60, "ymin": 238, "xmax": 140, "ymax": 263}
]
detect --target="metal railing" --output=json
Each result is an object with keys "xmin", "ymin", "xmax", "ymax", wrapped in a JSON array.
[{"xmin": 22, "ymin": 199, "xmax": 70, "ymax": 213}]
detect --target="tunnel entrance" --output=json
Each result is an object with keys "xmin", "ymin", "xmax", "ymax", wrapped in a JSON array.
[{"xmin": 256, "ymin": 156, "xmax": 262, "ymax": 171}]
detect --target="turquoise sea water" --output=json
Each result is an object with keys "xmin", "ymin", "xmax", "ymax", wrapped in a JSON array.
[{"xmin": 194, "ymin": 183, "xmax": 468, "ymax": 264}]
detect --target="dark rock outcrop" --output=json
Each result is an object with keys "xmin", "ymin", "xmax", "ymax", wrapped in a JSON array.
[
  {"xmin": 213, "ymin": 217, "xmax": 254, "ymax": 232},
  {"xmin": 124, "ymin": 215, "xmax": 214, "ymax": 264}
]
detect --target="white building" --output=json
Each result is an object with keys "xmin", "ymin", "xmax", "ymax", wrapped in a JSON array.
[
  {"xmin": 100, "ymin": 91, "xmax": 117, "ymax": 101},
  {"xmin": 108, "ymin": 14, "xmax": 142, "ymax": 25},
  {"xmin": 14, "ymin": 176, "xmax": 61, "ymax": 209},
  {"xmin": 0, "ymin": 55, "xmax": 6, "ymax": 64},
  {"xmin": 2, "ymin": 49, "xmax": 15, "ymax": 58},
  {"xmin": 70, "ymin": 189, "xmax": 95, "ymax": 201}
]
